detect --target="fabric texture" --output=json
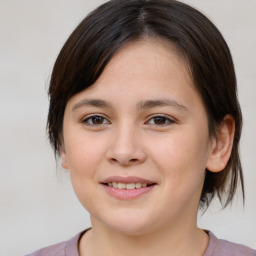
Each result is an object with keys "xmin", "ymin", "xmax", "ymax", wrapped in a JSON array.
[{"xmin": 25, "ymin": 230, "xmax": 256, "ymax": 256}]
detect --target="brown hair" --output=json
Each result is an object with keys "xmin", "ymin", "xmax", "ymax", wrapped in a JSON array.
[{"xmin": 47, "ymin": 0, "xmax": 244, "ymax": 208}]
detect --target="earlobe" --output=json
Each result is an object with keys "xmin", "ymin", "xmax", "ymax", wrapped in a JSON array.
[
  {"xmin": 61, "ymin": 148, "xmax": 69, "ymax": 169},
  {"xmin": 206, "ymin": 115, "xmax": 235, "ymax": 173}
]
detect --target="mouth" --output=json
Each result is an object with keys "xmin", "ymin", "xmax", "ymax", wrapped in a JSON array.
[
  {"xmin": 103, "ymin": 182, "xmax": 156, "ymax": 190},
  {"xmin": 100, "ymin": 176, "xmax": 157, "ymax": 200}
]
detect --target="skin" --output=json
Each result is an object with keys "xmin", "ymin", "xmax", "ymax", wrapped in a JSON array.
[{"xmin": 61, "ymin": 38, "xmax": 234, "ymax": 256}]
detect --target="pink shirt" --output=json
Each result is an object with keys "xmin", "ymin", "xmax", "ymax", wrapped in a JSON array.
[{"xmin": 25, "ymin": 230, "xmax": 256, "ymax": 256}]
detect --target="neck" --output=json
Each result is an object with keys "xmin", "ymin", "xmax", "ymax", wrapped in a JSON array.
[{"xmin": 79, "ymin": 217, "xmax": 209, "ymax": 256}]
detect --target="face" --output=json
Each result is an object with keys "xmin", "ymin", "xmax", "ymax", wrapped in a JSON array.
[{"xmin": 62, "ymin": 38, "xmax": 214, "ymax": 235}]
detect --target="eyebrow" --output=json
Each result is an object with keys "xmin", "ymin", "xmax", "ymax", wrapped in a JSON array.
[
  {"xmin": 72, "ymin": 99, "xmax": 113, "ymax": 111},
  {"xmin": 137, "ymin": 99, "xmax": 189, "ymax": 111}
]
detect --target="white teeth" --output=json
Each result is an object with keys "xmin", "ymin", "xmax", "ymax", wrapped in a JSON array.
[
  {"xmin": 107, "ymin": 182, "xmax": 148, "ymax": 189},
  {"xmin": 117, "ymin": 183, "xmax": 126, "ymax": 189},
  {"xmin": 135, "ymin": 183, "xmax": 142, "ymax": 189},
  {"xmin": 126, "ymin": 183, "xmax": 136, "ymax": 189}
]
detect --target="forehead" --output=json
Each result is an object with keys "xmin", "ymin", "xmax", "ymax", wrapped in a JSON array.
[{"xmin": 92, "ymin": 38, "xmax": 193, "ymax": 92}]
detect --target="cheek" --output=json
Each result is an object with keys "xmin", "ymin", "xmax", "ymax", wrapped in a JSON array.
[
  {"xmin": 149, "ymin": 130, "xmax": 209, "ymax": 186},
  {"xmin": 65, "ymin": 133, "xmax": 105, "ymax": 174},
  {"xmin": 65, "ymin": 136, "xmax": 105, "ymax": 210}
]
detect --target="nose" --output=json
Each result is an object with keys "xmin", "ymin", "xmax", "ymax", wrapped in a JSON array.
[{"xmin": 106, "ymin": 125, "xmax": 146, "ymax": 166}]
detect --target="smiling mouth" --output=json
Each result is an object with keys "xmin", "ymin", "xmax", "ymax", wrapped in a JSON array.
[
  {"xmin": 103, "ymin": 182, "xmax": 156, "ymax": 190},
  {"xmin": 101, "ymin": 177, "xmax": 157, "ymax": 199}
]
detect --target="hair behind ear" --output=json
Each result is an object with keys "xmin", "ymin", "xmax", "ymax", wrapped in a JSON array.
[{"xmin": 201, "ymin": 114, "xmax": 244, "ymax": 209}]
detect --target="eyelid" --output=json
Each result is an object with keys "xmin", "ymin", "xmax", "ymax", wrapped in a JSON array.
[
  {"xmin": 81, "ymin": 114, "xmax": 111, "ymax": 126},
  {"xmin": 145, "ymin": 114, "xmax": 176, "ymax": 126}
]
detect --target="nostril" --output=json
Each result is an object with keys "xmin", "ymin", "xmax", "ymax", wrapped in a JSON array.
[{"xmin": 109, "ymin": 157, "xmax": 138, "ymax": 165}]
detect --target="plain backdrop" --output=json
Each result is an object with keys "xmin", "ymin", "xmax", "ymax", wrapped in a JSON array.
[{"xmin": 0, "ymin": 0, "xmax": 255, "ymax": 255}]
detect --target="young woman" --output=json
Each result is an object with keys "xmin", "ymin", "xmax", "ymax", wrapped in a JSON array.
[{"xmin": 27, "ymin": 0, "xmax": 256, "ymax": 255}]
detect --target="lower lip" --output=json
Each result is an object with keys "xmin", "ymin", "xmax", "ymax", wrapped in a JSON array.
[{"xmin": 102, "ymin": 185, "xmax": 156, "ymax": 200}]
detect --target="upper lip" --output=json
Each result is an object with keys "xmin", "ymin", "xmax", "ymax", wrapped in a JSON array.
[{"xmin": 101, "ymin": 176, "xmax": 156, "ymax": 184}]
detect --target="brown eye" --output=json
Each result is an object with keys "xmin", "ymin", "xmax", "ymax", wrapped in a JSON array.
[
  {"xmin": 82, "ymin": 115, "xmax": 109, "ymax": 126},
  {"xmin": 153, "ymin": 117, "xmax": 167, "ymax": 125},
  {"xmin": 91, "ymin": 116, "xmax": 105, "ymax": 124},
  {"xmin": 147, "ymin": 115, "xmax": 174, "ymax": 126}
]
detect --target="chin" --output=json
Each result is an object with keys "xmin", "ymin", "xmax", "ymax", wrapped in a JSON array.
[
  {"xmin": 95, "ymin": 209, "xmax": 159, "ymax": 236},
  {"xmin": 108, "ymin": 223, "xmax": 154, "ymax": 237}
]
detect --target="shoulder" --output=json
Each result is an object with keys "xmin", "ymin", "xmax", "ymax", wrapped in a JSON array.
[
  {"xmin": 25, "ymin": 231, "xmax": 85, "ymax": 256},
  {"xmin": 205, "ymin": 231, "xmax": 256, "ymax": 256},
  {"xmin": 25, "ymin": 241, "xmax": 66, "ymax": 256}
]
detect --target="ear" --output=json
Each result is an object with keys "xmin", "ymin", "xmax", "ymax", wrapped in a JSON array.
[
  {"xmin": 61, "ymin": 146, "xmax": 69, "ymax": 170},
  {"xmin": 206, "ymin": 115, "xmax": 235, "ymax": 173}
]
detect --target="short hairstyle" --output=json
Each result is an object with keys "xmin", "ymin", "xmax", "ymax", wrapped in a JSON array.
[{"xmin": 47, "ymin": 0, "xmax": 244, "ymax": 208}]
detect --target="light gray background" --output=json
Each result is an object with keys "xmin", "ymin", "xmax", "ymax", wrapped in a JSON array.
[{"xmin": 0, "ymin": 0, "xmax": 255, "ymax": 255}]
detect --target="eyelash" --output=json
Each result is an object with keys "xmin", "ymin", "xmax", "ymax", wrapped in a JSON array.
[
  {"xmin": 146, "ymin": 115, "xmax": 175, "ymax": 126},
  {"xmin": 81, "ymin": 114, "xmax": 175, "ymax": 127},
  {"xmin": 81, "ymin": 115, "xmax": 110, "ymax": 126}
]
